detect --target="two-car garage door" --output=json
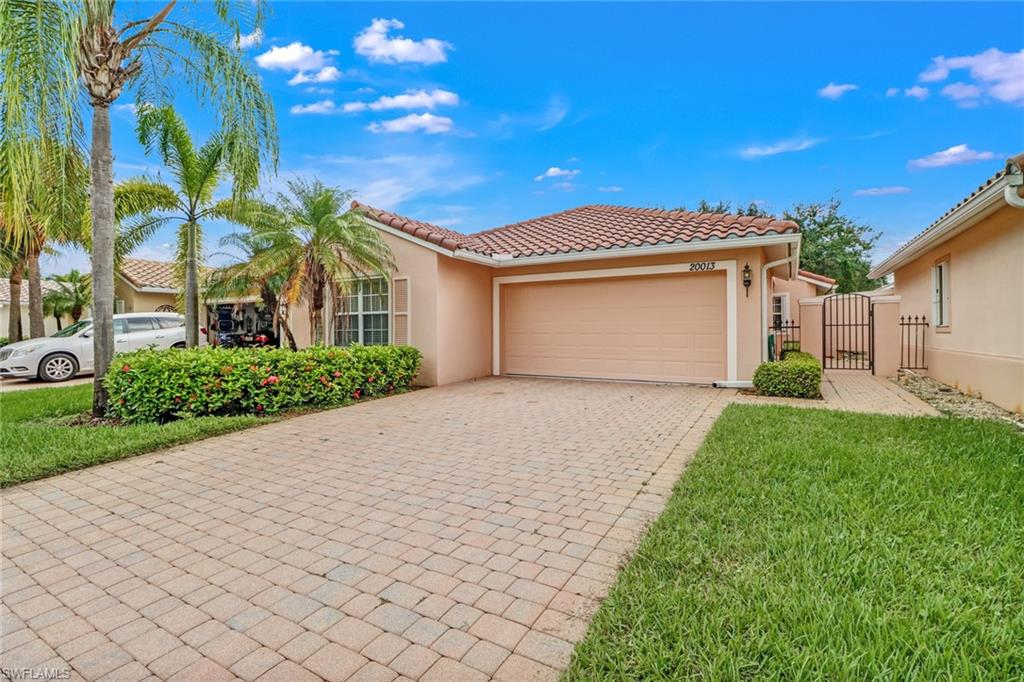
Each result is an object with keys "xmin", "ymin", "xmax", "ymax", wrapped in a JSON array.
[{"xmin": 501, "ymin": 272, "xmax": 726, "ymax": 384}]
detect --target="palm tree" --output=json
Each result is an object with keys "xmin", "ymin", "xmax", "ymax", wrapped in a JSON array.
[
  {"xmin": 45, "ymin": 269, "xmax": 92, "ymax": 324},
  {"xmin": 222, "ymin": 179, "xmax": 394, "ymax": 346},
  {"xmin": 125, "ymin": 105, "xmax": 261, "ymax": 347},
  {"xmin": 1, "ymin": 0, "xmax": 277, "ymax": 415}
]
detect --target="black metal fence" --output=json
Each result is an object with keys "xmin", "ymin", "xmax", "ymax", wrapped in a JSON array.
[
  {"xmin": 769, "ymin": 321, "xmax": 800, "ymax": 360},
  {"xmin": 899, "ymin": 315, "xmax": 928, "ymax": 370},
  {"xmin": 823, "ymin": 293, "xmax": 873, "ymax": 371}
]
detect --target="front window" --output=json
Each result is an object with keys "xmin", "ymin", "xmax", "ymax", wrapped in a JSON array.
[
  {"xmin": 51, "ymin": 320, "xmax": 91, "ymax": 337},
  {"xmin": 336, "ymin": 278, "xmax": 389, "ymax": 346}
]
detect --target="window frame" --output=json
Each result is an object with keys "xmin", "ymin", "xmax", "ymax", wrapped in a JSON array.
[
  {"xmin": 336, "ymin": 277, "xmax": 391, "ymax": 347},
  {"xmin": 932, "ymin": 257, "xmax": 951, "ymax": 330},
  {"xmin": 771, "ymin": 293, "xmax": 790, "ymax": 330}
]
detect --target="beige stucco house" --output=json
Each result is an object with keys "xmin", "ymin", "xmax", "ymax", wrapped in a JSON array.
[
  {"xmin": 350, "ymin": 202, "xmax": 832, "ymax": 388},
  {"xmin": 869, "ymin": 154, "xmax": 1024, "ymax": 413},
  {"xmin": 0, "ymin": 279, "xmax": 79, "ymax": 338}
]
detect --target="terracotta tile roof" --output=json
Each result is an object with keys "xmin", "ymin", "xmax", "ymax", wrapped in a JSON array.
[
  {"xmin": 0, "ymin": 279, "xmax": 60, "ymax": 304},
  {"xmin": 355, "ymin": 202, "xmax": 799, "ymax": 259},
  {"xmin": 798, "ymin": 269, "xmax": 836, "ymax": 286},
  {"xmin": 119, "ymin": 258, "xmax": 177, "ymax": 290}
]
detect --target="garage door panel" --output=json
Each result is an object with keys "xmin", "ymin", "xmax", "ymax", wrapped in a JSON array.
[{"xmin": 503, "ymin": 272, "xmax": 726, "ymax": 383}]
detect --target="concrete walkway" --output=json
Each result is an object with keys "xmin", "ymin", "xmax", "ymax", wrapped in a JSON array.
[
  {"xmin": 733, "ymin": 369, "xmax": 940, "ymax": 416},
  {"xmin": 2, "ymin": 378, "xmax": 729, "ymax": 682},
  {"xmin": 1, "ymin": 376, "xmax": 93, "ymax": 393}
]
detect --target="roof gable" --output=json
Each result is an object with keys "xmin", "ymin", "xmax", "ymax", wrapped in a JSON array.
[{"xmin": 119, "ymin": 258, "xmax": 177, "ymax": 290}]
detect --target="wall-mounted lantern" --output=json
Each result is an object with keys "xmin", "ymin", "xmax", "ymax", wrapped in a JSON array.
[{"xmin": 742, "ymin": 263, "xmax": 753, "ymax": 297}]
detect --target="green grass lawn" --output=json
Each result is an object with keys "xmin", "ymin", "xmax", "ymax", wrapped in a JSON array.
[
  {"xmin": 1, "ymin": 384, "xmax": 269, "ymax": 487},
  {"xmin": 565, "ymin": 405, "xmax": 1024, "ymax": 680}
]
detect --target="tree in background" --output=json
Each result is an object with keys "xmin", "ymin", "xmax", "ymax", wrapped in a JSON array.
[
  {"xmin": 680, "ymin": 197, "xmax": 879, "ymax": 293},
  {"xmin": 1, "ymin": 0, "xmax": 277, "ymax": 415},
  {"xmin": 784, "ymin": 199, "xmax": 880, "ymax": 293},
  {"xmin": 45, "ymin": 269, "xmax": 92, "ymax": 324},
  {"xmin": 221, "ymin": 179, "xmax": 394, "ymax": 346}
]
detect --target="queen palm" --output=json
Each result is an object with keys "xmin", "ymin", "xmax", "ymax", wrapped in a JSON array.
[
  {"xmin": 126, "ymin": 105, "xmax": 260, "ymax": 347},
  {"xmin": 1, "ymin": 0, "xmax": 277, "ymax": 414},
  {"xmin": 224, "ymin": 179, "xmax": 394, "ymax": 346}
]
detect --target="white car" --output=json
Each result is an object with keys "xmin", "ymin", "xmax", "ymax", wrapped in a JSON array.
[{"xmin": 0, "ymin": 312, "xmax": 195, "ymax": 383}]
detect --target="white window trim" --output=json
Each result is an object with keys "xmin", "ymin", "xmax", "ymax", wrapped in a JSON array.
[
  {"xmin": 932, "ymin": 258, "xmax": 951, "ymax": 328},
  {"xmin": 392, "ymin": 276, "xmax": 411, "ymax": 345},
  {"xmin": 771, "ymin": 293, "xmax": 790, "ymax": 328},
  {"xmin": 337, "ymin": 277, "xmax": 391, "ymax": 346},
  {"xmin": 491, "ymin": 260, "xmax": 738, "ymax": 382}
]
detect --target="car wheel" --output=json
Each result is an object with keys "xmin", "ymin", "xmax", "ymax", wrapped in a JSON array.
[
  {"xmin": 38, "ymin": 353, "xmax": 79, "ymax": 382},
  {"xmin": 171, "ymin": 342, "xmax": 186, "ymax": 349}
]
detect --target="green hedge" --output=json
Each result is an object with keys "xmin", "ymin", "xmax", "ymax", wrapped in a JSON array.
[
  {"xmin": 753, "ymin": 351, "xmax": 822, "ymax": 399},
  {"xmin": 105, "ymin": 345, "xmax": 421, "ymax": 424}
]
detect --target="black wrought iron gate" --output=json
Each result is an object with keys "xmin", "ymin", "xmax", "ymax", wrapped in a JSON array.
[{"xmin": 822, "ymin": 293, "xmax": 873, "ymax": 371}]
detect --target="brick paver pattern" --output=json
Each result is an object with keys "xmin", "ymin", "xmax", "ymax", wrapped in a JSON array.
[{"xmin": 2, "ymin": 378, "xmax": 729, "ymax": 681}]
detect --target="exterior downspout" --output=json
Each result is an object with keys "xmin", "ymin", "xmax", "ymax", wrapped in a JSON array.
[
  {"xmin": 761, "ymin": 250, "xmax": 799, "ymax": 363},
  {"xmin": 1004, "ymin": 155, "xmax": 1024, "ymax": 208}
]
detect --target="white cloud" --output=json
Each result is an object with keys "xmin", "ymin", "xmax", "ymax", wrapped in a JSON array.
[
  {"xmin": 853, "ymin": 186, "xmax": 912, "ymax": 197},
  {"xmin": 919, "ymin": 48, "xmax": 1024, "ymax": 106},
  {"xmin": 367, "ymin": 113, "xmax": 453, "ymax": 134},
  {"xmin": 344, "ymin": 89, "xmax": 459, "ymax": 113},
  {"xmin": 739, "ymin": 136, "xmax": 823, "ymax": 159},
  {"xmin": 255, "ymin": 42, "xmax": 339, "ymax": 71},
  {"xmin": 908, "ymin": 144, "xmax": 995, "ymax": 170},
  {"xmin": 305, "ymin": 87, "xmax": 334, "ymax": 95},
  {"xmin": 817, "ymin": 82, "xmax": 858, "ymax": 100},
  {"xmin": 288, "ymin": 66, "xmax": 342, "ymax": 85},
  {"xmin": 290, "ymin": 100, "xmax": 340, "ymax": 115},
  {"xmin": 534, "ymin": 167, "xmax": 581, "ymax": 182},
  {"xmin": 598, "ymin": 186, "xmax": 623, "ymax": 193},
  {"xmin": 302, "ymin": 153, "xmax": 483, "ymax": 209},
  {"xmin": 538, "ymin": 95, "xmax": 568, "ymax": 131},
  {"xmin": 904, "ymin": 85, "xmax": 929, "ymax": 100},
  {"xmin": 113, "ymin": 103, "xmax": 137, "ymax": 117},
  {"xmin": 353, "ymin": 18, "xmax": 451, "ymax": 65},
  {"xmin": 236, "ymin": 29, "xmax": 263, "ymax": 49},
  {"xmin": 941, "ymin": 82, "xmax": 982, "ymax": 107},
  {"xmin": 885, "ymin": 87, "xmax": 900, "ymax": 97}
]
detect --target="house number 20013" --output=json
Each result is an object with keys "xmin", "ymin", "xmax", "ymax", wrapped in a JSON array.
[{"xmin": 688, "ymin": 261, "xmax": 716, "ymax": 272}]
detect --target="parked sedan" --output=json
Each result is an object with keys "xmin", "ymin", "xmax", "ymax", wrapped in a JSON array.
[{"xmin": 0, "ymin": 312, "xmax": 194, "ymax": 383}]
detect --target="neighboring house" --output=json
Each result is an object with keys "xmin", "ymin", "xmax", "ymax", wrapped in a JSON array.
[
  {"xmin": 116, "ymin": 257, "xmax": 312, "ymax": 347},
  {"xmin": 771, "ymin": 270, "xmax": 835, "ymax": 326},
  {"xmin": 869, "ymin": 154, "xmax": 1024, "ymax": 413},
  {"xmin": 349, "ymin": 202, "xmax": 831, "ymax": 388},
  {"xmin": 0, "ymin": 279, "xmax": 80, "ymax": 337},
  {"xmin": 116, "ymin": 258, "xmax": 180, "ymax": 313}
]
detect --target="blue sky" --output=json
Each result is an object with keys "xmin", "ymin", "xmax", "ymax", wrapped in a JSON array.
[{"xmin": 49, "ymin": 2, "xmax": 1024, "ymax": 273}]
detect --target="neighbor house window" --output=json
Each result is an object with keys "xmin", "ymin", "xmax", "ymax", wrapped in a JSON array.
[
  {"xmin": 336, "ymin": 278, "xmax": 389, "ymax": 346},
  {"xmin": 933, "ymin": 258, "xmax": 951, "ymax": 328},
  {"xmin": 771, "ymin": 293, "xmax": 790, "ymax": 329}
]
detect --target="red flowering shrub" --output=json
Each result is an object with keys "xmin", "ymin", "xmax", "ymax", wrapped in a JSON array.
[{"xmin": 105, "ymin": 345, "xmax": 422, "ymax": 423}]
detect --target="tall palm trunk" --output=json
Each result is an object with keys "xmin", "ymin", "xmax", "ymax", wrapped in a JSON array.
[
  {"xmin": 184, "ymin": 222, "xmax": 199, "ymax": 347},
  {"xmin": 89, "ymin": 104, "xmax": 116, "ymax": 415},
  {"xmin": 7, "ymin": 258, "xmax": 24, "ymax": 342},
  {"xmin": 26, "ymin": 249, "xmax": 45, "ymax": 338}
]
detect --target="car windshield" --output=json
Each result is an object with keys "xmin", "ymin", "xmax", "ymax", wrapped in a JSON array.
[{"xmin": 51, "ymin": 320, "xmax": 91, "ymax": 338}]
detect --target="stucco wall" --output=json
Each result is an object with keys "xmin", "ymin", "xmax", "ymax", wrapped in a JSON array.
[
  {"xmin": 770, "ymin": 276, "xmax": 819, "ymax": 324},
  {"xmin": 380, "ymin": 232, "xmax": 440, "ymax": 386},
  {"xmin": 891, "ymin": 205, "xmax": 1023, "ymax": 412},
  {"xmin": 436, "ymin": 257, "xmax": 492, "ymax": 385},
  {"xmin": 0, "ymin": 303, "xmax": 79, "ymax": 338},
  {"xmin": 114, "ymin": 279, "xmax": 177, "ymax": 313}
]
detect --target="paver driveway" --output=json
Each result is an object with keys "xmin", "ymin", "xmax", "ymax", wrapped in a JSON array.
[{"xmin": 2, "ymin": 378, "xmax": 728, "ymax": 681}]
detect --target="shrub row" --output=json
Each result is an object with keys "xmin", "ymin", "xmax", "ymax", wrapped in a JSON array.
[
  {"xmin": 752, "ymin": 351, "xmax": 822, "ymax": 399},
  {"xmin": 105, "ymin": 344, "xmax": 422, "ymax": 423}
]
